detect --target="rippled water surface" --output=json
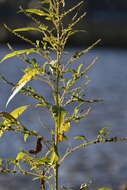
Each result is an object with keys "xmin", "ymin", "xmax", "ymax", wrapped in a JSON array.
[{"xmin": 0, "ymin": 46, "xmax": 127, "ymax": 189}]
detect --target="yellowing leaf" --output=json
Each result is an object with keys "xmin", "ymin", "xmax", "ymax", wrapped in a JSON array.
[
  {"xmin": 53, "ymin": 107, "xmax": 71, "ymax": 142},
  {"xmin": 58, "ymin": 134, "xmax": 68, "ymax": 142},
  {"xmin": 0, "ymin": 48, "xmax": 36, "ymax": 63},
  {"xmin": 59, "ymin": 109, "xmax": 70, "ymax": 134},
  {"xmin": 61, "ymin": 121, "xmax": 70, "ymax": 132},
  {"xmin": 0, "ymin": 131, "xmax": 4, "ymax": 137},
  {"xmin": 10, "ymin": 105, "xmax": 30, "ymax": 119},
  {"xmin": 16, "ymin": 152, "xmax": 32, "ymax": 162},
  {"xmin": 3, "ymin": 105, "xmax": 29, "ymax": 126},
  {"xmin": 6, "ymin": 68, "xmax": 40, "ymax": 107},
  {"xmin": 0, "ymin": 112, "xmax": 20, "ymax": 136},
  {"xmin": 0, "ymin": 112, "xmax": 17, "ymax": 127},
  {"xmin": 16, "ymin": 152, "xmax": 27, "ymax": 160},
  {"xmin": 50, "ymin": 150, "xmax": 59, "ymax": 164},
  {"xmin": 18, "ymin": 68, "xmax": 40, "ymax": 86}
]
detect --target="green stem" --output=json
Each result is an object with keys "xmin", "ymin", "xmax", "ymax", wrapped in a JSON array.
[
  {"xmin": 54, "ymin": 1, "xmax": 62, "ymax": 190},
  {"xmin": 40, "ymin": 180, "xmax": 46, "ymax": 190},
  {"xmin": 54, "ymin": 44, "xmax": 60, "ymax": 190},
  {"xmin": 60, "ymin": 136, "xmax": 127, "ymax": 164}
]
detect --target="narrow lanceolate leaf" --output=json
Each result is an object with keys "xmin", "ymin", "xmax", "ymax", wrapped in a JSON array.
[
  {"xmin": 6, "ymin": 68, "xmax": 40, "ymax": 107},
  {"xmin": 77, "ymin": 64, "xmax": 83, "ymax": 74},
  {"xmin": 21, "ymin": 9, "xmax": 49, "ymax": 17},
  {"xmin": 13, "ymin": 26, "xmax": 48, "ymax": 33},
  {"xmin": 97, "ymin": 188, "xmax": 112, "ymax": 190},
  {"xmin": 0, "ymin": 112, "xmax": 17, "ymax": 122},
  {"xmin": 74, "ymin": 136, "xmax": 87, "ymax": 140},
  {"xmin": 0, "ymin": 48, "xmax": 36, "ymax": 63},
  {"xmin": 41, "ymin": 0, "xmax": 50, "ymax": 5},
  {"xmin": 6, "ymin": 82, "xmax": 28, "ymax": 107},
  {"xmin": 24, "ymin": 133, "xmax": 30, "ymax": 142},
  {"xmin": 13, "ymin": 27, "xmax": 41, "ymax": 32},
  {"xmin": 50, "ymin": 150, "xmax": 59, "ymax": 164},
  {"xmin": 0, "ymin": 158, "xmax": 3, "ymax": 165},
  {"xmin": 3, "ymin": 105, "xmax": 29, "ymax": 127},
  {"xmin": 16, "ymin": 152, "xmax": 28, "ymax": 160},
  {"xmin": 56, "ymin": 108, "xmax": 70, "ymax": 142},
  {"xmin": 10, "ymin": 105, "xmax": 30, "ymax": 119},
  {"xmin": 0, "ymin": 112, "xmax": 19, "ymax": 130}
]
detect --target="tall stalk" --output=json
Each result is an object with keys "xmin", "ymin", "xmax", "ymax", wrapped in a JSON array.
[
  {"xmin": 2, "ymin": 1, "xmax": 127, "ymax": 190},
  {"xmin": 55, "ymin": 1, "xmax": 61, "ymax": 190}
]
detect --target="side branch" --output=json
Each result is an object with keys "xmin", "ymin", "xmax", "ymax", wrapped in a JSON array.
[
  {"xmin": 0, "ymin": 168, "xmax": 40, "ymax": 177},
  {"xmin": 60, "ymin": 137, "xmax": 127, "ymax": 163}
]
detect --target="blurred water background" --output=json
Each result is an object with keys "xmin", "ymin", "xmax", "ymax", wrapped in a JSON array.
[
  {"xmin": 1, "ymin": 46, "xmax": 127, "ymax": 190},
  {"xmin": 0, "ymin": 0, "xmax": 127, "ymax": 190}
]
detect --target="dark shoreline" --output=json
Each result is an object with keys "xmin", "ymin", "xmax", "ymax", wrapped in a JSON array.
[{"xmin": 0, "ymin": 1, "xmax": 127, "ymax": 47}]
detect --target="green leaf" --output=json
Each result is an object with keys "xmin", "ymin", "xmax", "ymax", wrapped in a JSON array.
[
  {"xmin": 0, "ymin": 112, "xmax": 17, "ymax": 122},
  {"xmin": 97, "ymin": 188, "xmax": 112, "ymax": 190},
  {"xmin": 0, "ymin": 111, "xmax": 27, "ymax": 137},
  {"xmin": 0, "ymin": 48, "xmax": 37, "ymax": 63},
  {"xmin": 99, "ymin": 127, "xmax": 109, "ymax": 134},
  {"xmin": 16, "ymin": 152, "xmax": 32, "ymax": 162},
  {"xmin": 22, "ymin": 9, "xmax": 49, "ymax": 17},
  {"xmin": 7, "ymin": 158, "xmax": 17, "ymax": 164},
  {"xmin": 13, "ymin": 26, "xmax": 48, "ymax": 33},
  {"xmin": 62, "ymin": 122, "xmax": 70, "ymax": 132},
  {"xmin": 77, "ymin": 64, "xmax": 83, "ymax": 74},
  {"xmin": 99, "ymin": 126, "xmax": 112, "ymax": 135},
  {"xmin": 0, "ymin": 158, "xmax": 3, "ymax": 165},
  {"xmin": 0, "ymin": 130, "xmax": 4, "ymax": 137},
  {"xmin": 50, "ymin": 150, "xmax": 59, "ymax": 164},
  {"xmin": 38, "ymin": 157, "xmax": 50, "ymax": 164},
  {"xmin": 52, "ymin": 106, "xmax": 71, "ymax": 141},
  {"xmin": 2, "ymin": 105, "xmax": 30, "ymax": 127},
  {"xmin": 24, "ymin": 133, "xmax": 30, "ymax": 142},
  {"xmin": 74, "ymin": 107, "xmax": 79, "ymax": 115},
  {"xmin": 74, "ymin": 136, "xmax": 87, "ymax": 140},
  {"xmin": 32, "ymin": 176, "xmax": 41, "ymax": 181},
  {"xmin": 13, "ymin": 27, "xmax": 41, "ymax": 32},
  {"xmin": 74, "ymin": 103, "xmax": 83, "ymax": 115},
  {"xmin": 68, "ymin": 68, "xmax": 76, "ymax": 73},
  {"xmin": 41, "ymin": 0, "xmax": 50, "ymax": 5}
]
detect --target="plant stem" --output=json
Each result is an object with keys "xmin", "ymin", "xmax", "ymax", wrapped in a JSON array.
[
  {"xmin": 41, "ymin": 183, "xmax": 45, "ymax": 190},
  {"xmin": 54, "ymin": 1, "xmax": 62, "ymax": 190},
  {"xmin": 60, "ymin": 136, "xmax": 127, "ymax": 164},
  {"xmin": 40, "ymin": 180, "xmax": 46, "ymax": 190}
]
